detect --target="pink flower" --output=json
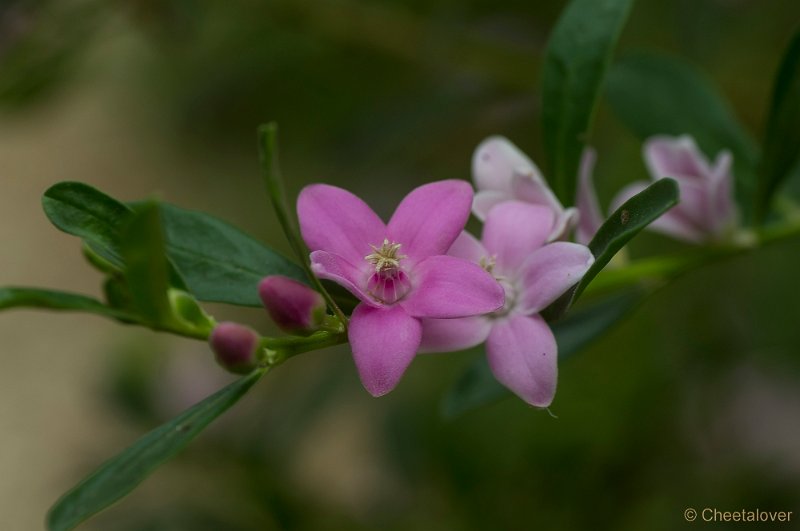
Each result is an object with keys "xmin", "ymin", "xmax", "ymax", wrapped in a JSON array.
[
  {"xmin": 472, "ymin": 136, "xmax": 578, "ymax": 241},
  {"xmin": 578, "ymin": 135, "xmax": 737, "ymax": 245},
  {"xmin": 419, "ymin": 201, "xmax": 594, "ymax": 407},
  {"xmin": 297, "ymin": 180, "xmax": 505, "ymax": 397}
]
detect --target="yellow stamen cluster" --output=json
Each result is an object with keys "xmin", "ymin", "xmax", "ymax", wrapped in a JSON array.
[
  {"xmin": 479, "ymin": 255, "xmax": 496, "ymax": 275},
  {"xmin": 365, "ymin": 239, "xmax": 406, "ymax": 272}
]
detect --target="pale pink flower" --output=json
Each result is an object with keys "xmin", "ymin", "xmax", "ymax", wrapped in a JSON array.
[
  {"xmin": 420, "ymin": 201, "xmax": 594, "ymax": 407},
  {"xmin": 298, "ymin": 180, "xmax": 505, "ymax": 397},
  {"xmin": 472, "ymin": 136, "xmax": 578, "ymax": 241},
  {"xmin": 577, "ymin": 135, "xmax": 737, "ymax": 244}
]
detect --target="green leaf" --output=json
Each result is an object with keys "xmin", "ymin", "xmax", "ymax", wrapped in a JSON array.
[
  {"xmin": 157, "ymin": 203, "xmax": 307, "ymax": 306},
  {"xmin": 42, "ymin": 182, "xmax": 187, "ymax": 290},
  {"xmin": 545, "ymin": 178, "xmax": 678, "ymax": 321},
  {"xmin": 0, "ymin": 287, "xmax": 138, "ymax": 322},
  {"xmin": 541, "ymin": 0, "xmax": 634, "ymax": 205},
  {"xmin": 258, "ymin": 123, "xmax": 346, "ymax": 324},
  {"xmin": 757, "ymin": 30, "xmax": 800, "ymax": 222},
  {"xmin": 120, "ymin": 202, "xmax": 175, "ymax": 326},
  {"xmin": 441, "ymin": 288, "xmax": 646, "ymax": 418},
  {"xmin": 606, "ymin": 53, "xmax": 759, "ymax": 222},
  {"xmin": 578, "ymin": 178, "xmax": 679, "ymax": 299},
  {"xmin": 46, "ymin": 369, "xmax": 266, "ymax": 531},
  {"xmin": 42, "ymin": 182, "xmax": 132, "ymax": 270}
]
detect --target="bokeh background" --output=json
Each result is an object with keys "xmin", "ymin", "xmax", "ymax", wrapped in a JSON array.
[{"xmin": 2, "ymin": 0, "xmax": 799, "ymax": 529}]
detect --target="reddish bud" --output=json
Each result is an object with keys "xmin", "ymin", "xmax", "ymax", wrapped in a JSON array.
[
  {"xmin": 259, "ymin": 276, "xmax": 326, "ymax": 335},
  {"xmin": 210, "ymin": 322, "xmax": 260, "ymax": 374}
]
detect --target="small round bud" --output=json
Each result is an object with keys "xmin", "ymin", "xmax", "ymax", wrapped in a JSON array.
[
  {"xmin": 258, "ymin": 276, "xmax": 327, "ymax": 335},
  {"xmin": 210, "ymin": 322, "xmax": 261, "ymax": 374}
]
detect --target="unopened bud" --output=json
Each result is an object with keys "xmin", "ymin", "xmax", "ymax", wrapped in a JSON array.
[
  {"xmin": 258, "ymin": 276, "xmax": 327, "ymax": 335},
  {"xmin": 210, "ymin": 322, "xmax": 261, "ymax": 374}
]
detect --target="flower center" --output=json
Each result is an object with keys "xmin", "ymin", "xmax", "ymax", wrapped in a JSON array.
[
  {"xmin": 364, "ymin": 239, "xmax": 411, "ymax": 304},
  {"xmin": 480, "ymin": 254, "xmax": 516, "ymax": 317}
]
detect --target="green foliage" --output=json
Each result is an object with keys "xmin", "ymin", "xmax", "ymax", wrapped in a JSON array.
[
  {"xmin": 757, "ymin": 29, "xmax": 800, "ymax": 221},
  {"xmin": 606, "ymin": 53, "xmax": 759, "ymax": 222},
  {"xmin": 46, "ymin": 369, "xmax": 266, "ymax": 531},
  {"xmin": 121, "ymin": 203, "xmax": 176, "ymax": 326},
  {"xmin": 541, "ymin": 0, "xmax": 634, "ymax": 205},
  {"xmin": 546, "ymin": 178, "xmax": 679, "ymax": 319},
  {"xmin": 442, "ymin": 288, "xmax": 646, "ymax": 418},
  {"xmin": 158, "ymin": 203, "xmax": 307, "ymax": 307}
]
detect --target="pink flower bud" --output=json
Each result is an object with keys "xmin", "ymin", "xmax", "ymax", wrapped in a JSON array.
[
  {"xmin": 210, "ymin": 322, "xmax": 261, "ymax": 374},
  {"xmin": 258, "ymin": 276, "xmax": 327, "ymax": 335}
]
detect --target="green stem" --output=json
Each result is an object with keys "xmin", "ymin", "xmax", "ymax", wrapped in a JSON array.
[
  {"xmin": 257, "ymin": 123, "xmax": 349, "ymax": 330},
  {"xmin": 260, "ymin": 330, "xmax": 348, "ymax": 367},
  {"xmin": 586, "ymin": 218, "xmax": 800, "ymax": 294}
]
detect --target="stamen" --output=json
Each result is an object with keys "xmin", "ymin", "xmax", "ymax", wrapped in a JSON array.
[
  {"xmin": 365, "ymin": 238, "xmax": 406, "ymax": 273},
  {"xmin": 479, "ymin": 255, "xmax": 496, "ymax": 275}
]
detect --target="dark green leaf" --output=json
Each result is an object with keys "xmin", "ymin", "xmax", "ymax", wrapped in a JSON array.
[
  {"xmin": 120, "ymin": 203, "xmax": 174, "ymax": 326},
  {"xmin": 757, "ymin": 30, "xmax": 800, "ymax": 222},
  {"xmin": 606, "ymin": 53, "xmax": 759, "ymax": 222},
  {"xmin": 158, "ymin": 202, "xmax": 308, "ymax": 306},
  {"xmin": 545, "ymin": 178, "xmax": 678, "ymax": 320},
  {"xmin": 441, "ymin": 288, "xmax": 646, "ymax": 418},
  {"xmin": 42, "ymin": 181, "xmax": 132, "ymax": 270},
  {"xmin": 541, "ymin": 0, "xmax": 634, "ymax": 205},
  {"xmin": 0, "ymin": 287, "xmax": 138, "ymax": 322},
  {"xmin": 42, "ymin": 182, "xmax": 187, "ymax": 290},
  {"xmin": 46, "ymin": 370, "xmax": 266, "ymax": 531},
  {"xmin": 579, "ymin": 178, "xmax": 679, "ymax": 299}
]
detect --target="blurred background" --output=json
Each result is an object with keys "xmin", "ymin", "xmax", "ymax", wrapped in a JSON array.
[{"xmin": 2, "ymin": 0, "xmax": 799, "ymax": 529}]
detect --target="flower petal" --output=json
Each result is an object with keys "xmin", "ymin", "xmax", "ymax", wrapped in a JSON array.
[
  {"xmin": 387, "ymin": 180, "xmax": 473, "ymax": 260},
  {"xmin": 482, "ymin": 201, "xmax": 554, "ymax": 274},
  {"xmin": 518, "ymin": 242, "xmax": 594, "ymax": 314},
  {"xmin": 400, "ymin": 255, "xmax": 504, "ymax": 318},
  {"xmin": 510, "ymin": 168, "xmax": 563, "ymax": 211},
  {"xmin": 473, "ymin": 190, "xmax": 511, "ymax": 221},
  {"xmin": 447, "ymin": 230, "xmax": 487, "ymax": 263},
  {"xmin": 486, "ymin": 314, "xmax": 557, "ymax": 407},
  {"xmin": 575, "ymin": 148, "xmax": 604, "ymax": 245},
  {"xmin": 349, "ymin": 304, "xmax": 422, "ymax": 396},
  {"xmin": 473, "ymin": 136, "xmax": 541, "ymax": 193},
  {"xmin": 298, "ymin": 184, "xmax": 386, "ymax": 263},
  {"xmin": 643, "ymin": 135, "xmax": 712, "ymax": 181},
  {"xmin": 309, "ymin": 250, "xmax": 379, "ymax": 307},
  {"xmin": 419, "ymin": 316, "xmax": 492, "ymax": 353}
]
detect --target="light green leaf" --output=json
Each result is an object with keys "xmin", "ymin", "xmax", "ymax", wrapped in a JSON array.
[
  {"xmin": 158, "ymin": 202, "xmax": 307, "ymax": 307},
  {"xmin": 441, "ymin": 288, "xmax": 646, "ymax": 418},
  {"xmin": 0, "ymin": 287, "xmax": 137, "ymax": 322},
  {"xmin": 606, "ymin": 53, "xmax": 759, "ymax": 222},
  {"xmin": 46, "ymin": 369, "xmax": 266, "ymax": 531},
  {"xmin": 120, "ymin": 202, "xmax": 174, "ymax": 326},
  {"xmin": 757, "ymin": 30, "xmax": 800, "ymax": 222},
  {"xmin": 541, "ymin": 0, "xmax": 634, "ymax": 205}
]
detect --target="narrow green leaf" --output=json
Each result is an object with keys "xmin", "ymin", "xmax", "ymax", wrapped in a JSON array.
[
  {"xmin": 46, "ymin": 369, "xmax": 266, "ymax": 531},
  {"xmin": 541, "ymin": 0, "xmax": 634, "ymax": 205},
  {"xmin": 0, "ymin": 287, "xmax": 138, "ymax": 322},
  {"xmin": 606, "ymin": 53, "xmax": 759, "ymax": 222},
  {"xmin": 545, "ymin": 178, "xmax": 678, "ymax": 321},
  {"xmin": 258, "ymin": 123, "xmax": 346, "ymax": 325},
  {"xmin": 120, "ymin": 202, "xmax": 174, "ymax": 326},
  {"xmin": 158, "ymin": 203, "xmax": 307, "ymax": 306},
  {"xmin": 42, "ymin": 181, "xmax": 132, "ymax": 269},
  {"xmin": 757, "ymin": 30, "xmax": 800, "ymax": 222},
  {"xmin": 578, "ymin": 178, "xmax": 679, "ymax": 300},
  {"xmin": 441, "ymin": 288, "xmax": 646, "ymax": 418}
]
